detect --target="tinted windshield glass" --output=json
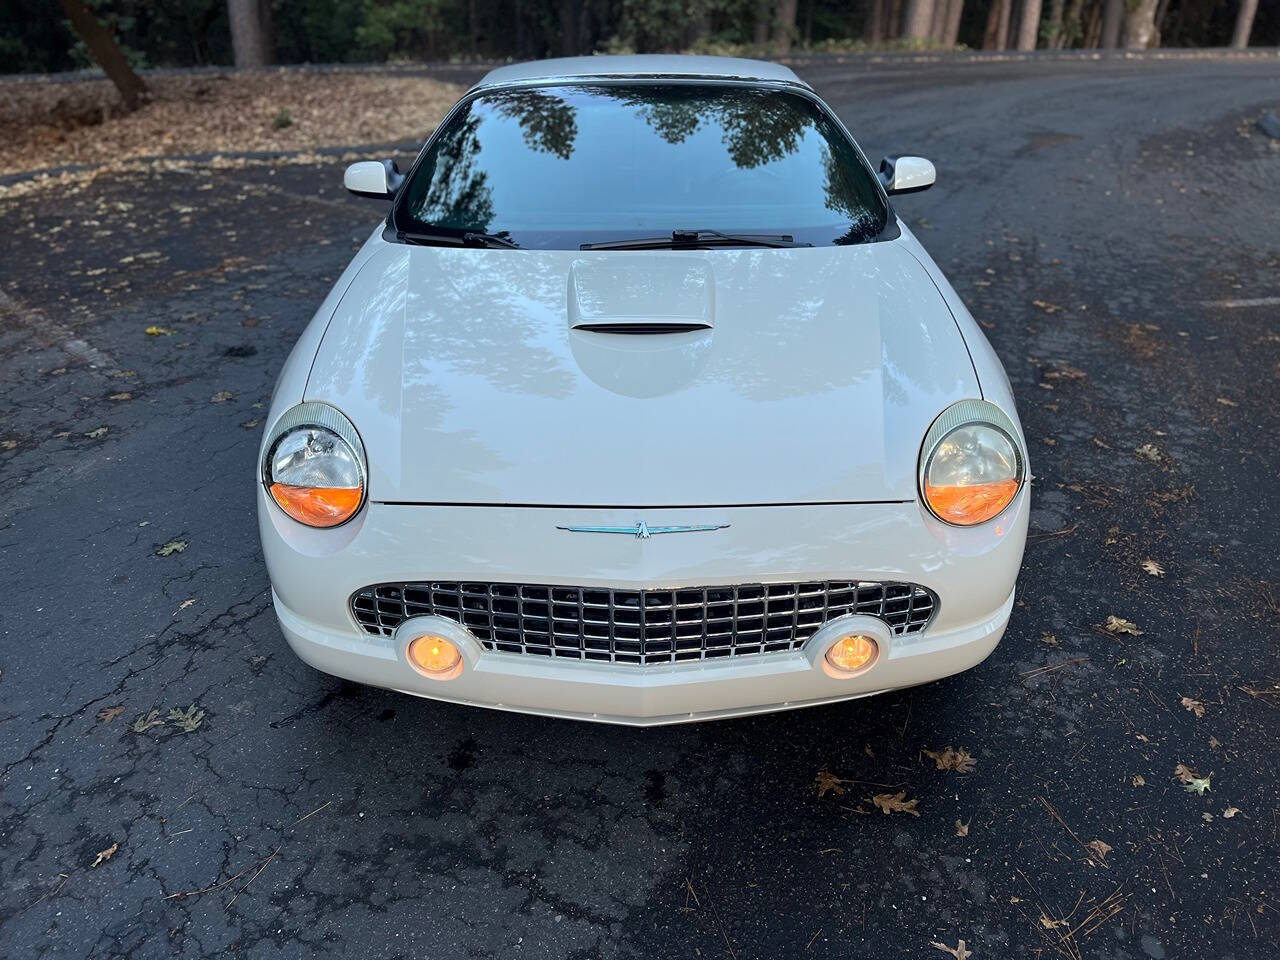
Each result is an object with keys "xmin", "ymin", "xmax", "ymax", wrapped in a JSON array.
[{"xmin": 395, "ymin": 83, "xmax": 889, "ymax": 249}]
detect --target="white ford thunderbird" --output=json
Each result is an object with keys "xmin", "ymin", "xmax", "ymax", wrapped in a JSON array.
[{"xmin": 258, "ymin": 55, "xmax": 1029, "ymax": 725}]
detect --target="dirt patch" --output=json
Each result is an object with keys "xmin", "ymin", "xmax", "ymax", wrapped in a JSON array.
[{"xmin": 0, "ymin": 71, "xmax": 463, "ymax": 178}]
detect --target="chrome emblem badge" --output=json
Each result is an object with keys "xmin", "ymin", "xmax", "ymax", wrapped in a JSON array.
[{"xmin": 556, "ymin": 521, "xmax": 730, "ymax": 540}]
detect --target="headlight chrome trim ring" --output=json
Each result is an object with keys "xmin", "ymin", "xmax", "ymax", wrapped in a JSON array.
[
  {"xmin": 261, "ymin": 402, "xmax": 368, "ymax": 525},
  {"xmin": 918, "ymin": 399, "xmax": 1025, "ymax": 526}
]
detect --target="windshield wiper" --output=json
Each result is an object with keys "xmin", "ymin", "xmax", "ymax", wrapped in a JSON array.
[
  {"xmin": 397, "ymin": 229, "xmax": 520, "ymax": 249},
  {"xmin": 580, "ymin": 229, "xmax": 810, "ymax": 251}
]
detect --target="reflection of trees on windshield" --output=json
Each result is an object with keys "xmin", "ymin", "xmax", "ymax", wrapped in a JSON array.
[
  {"xmin": 609, "ymin": 87, "xmax": 810, "ymax": 169},
  {"xmin": 486, "ymin": 88, "xmax": 579, "ymax": 159},
  {"xmin": 414, "ymin": 111, "xmax": 495, "ymax": 230},
  {"xmin": 404, "ymin": 84, "xmax": 886, "ymax": 242}
]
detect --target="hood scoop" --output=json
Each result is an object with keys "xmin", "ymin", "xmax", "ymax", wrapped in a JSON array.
[{"xmin": 568, "ymin": 256, "xmax": 714, "ymax": 333}]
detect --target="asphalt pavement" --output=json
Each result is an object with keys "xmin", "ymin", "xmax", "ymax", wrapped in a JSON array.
[{"xmin": 1, "ymin": 54, "xmax": 1278, "ymax": 959}]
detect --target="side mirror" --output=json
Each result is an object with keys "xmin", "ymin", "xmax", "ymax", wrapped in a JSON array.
[
  {"xmin": 343, "ymin": 159, "xmax": 405, "ymax": 199},
  {"xmin": 878, "ymin": 155, "xmax": 935, "ymax": 196}
]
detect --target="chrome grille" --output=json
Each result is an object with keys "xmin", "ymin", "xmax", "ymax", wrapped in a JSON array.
[{"xmin": 351, "ymin": 580, "xmax": 937, "ymax": 665}]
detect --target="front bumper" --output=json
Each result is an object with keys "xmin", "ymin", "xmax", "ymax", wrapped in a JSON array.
[{"xmin": 260, "ymin": 490, "xmax": 1028, "ymax": 726}]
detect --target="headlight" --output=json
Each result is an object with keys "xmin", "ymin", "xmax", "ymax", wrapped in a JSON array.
[
  {"xmin": 920, "ymin": 400, "xmax": 1024, "ymax": 526},
  {"xmin": 262, "ymin": 403, "xmax": 366, "ymax": 528}
]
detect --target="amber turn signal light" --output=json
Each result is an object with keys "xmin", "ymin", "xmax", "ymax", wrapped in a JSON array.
[
  {"xmin": 269, "ymin": 483, "xmax": 362, "ymax": 527},
  {"xmin": 824, "ymin": 634, "xmax": 879, "ymax": 676},
  {"xmin": 922, "ymin": 478, "xmax": 1020, "ymax": 526},
  {"xmin": 407, "ymin": 634, "xmax": 463, "ymax": 680}
]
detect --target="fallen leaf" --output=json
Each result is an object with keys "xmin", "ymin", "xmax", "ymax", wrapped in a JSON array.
[
  {"xmin": 1086, "ymin": 839, "xmax": 1112, "ymax": 863},
  {"xmin": 210, "ymin": 391, "xmax": 233, "ymax": 403},
  {"xmin": 175, "ymin": 598, "xmax": 196, "ymax": 615},
  {"xmin": 1209, "ymin": 736, "xmax": 1221, "ymax": 750},
  {"xmin": 815, "ymin": 769, "xmax": 845, "ymax": 799},
  {"xmin": 1043, "ymin": 361, "xmax": 1086, "ymax": 380},
  {"xmin": 1, "ymin": 439, "xmax": 16, "ymax": 450},
  {"xmin": 1032, "ymin": 299, "xmax": 1063, "ymax": 314},
  {"xmin": 1135, "ymin": 443, "xmax": 1163, "ymax": 463},
  {"xmin": 1175, "ymin": 763, "xmax": 1211, "ymax": 795},
  {"xmin": 871, "ymin": 791, "xmax": 920, "ymax": 816},
  {"xmin": 955, "ymin": 819, "xmax": 969, "ymax": 837},
  {"xmin": 1039, "ymin": 913, "xmax": 1068, "ymax": 929},
  {"xmin": 923, "ymin": 746, "xmax": 977, "ymax": 774},
  {"xmin": 145, "ymin": 325, "xmax": 175, "ymax": 336},
  {"xmin": 930, "ymin": 939, "xmax": 971, "ymax": 960},
  {"xmin": 156, "ymin": 539, "xmax": 187, "ymax": 557},
  {"xmin": 1215, "ymin": 397, "xmax": 1237, "ymax": 407},
  {"xmin": 1103, "ymin": 615, "xmax": 1143, "ymax": 636},
  {"xmin": 1141, "ymin": 559, "xmax": 1165, "ymax": 577},
  {"xmin": 1132, "ymin": 775, "xmax": 1146, "ymax": 787},
  {"xmin": 85, "ymin": 426, "xmax": 108, "ymax": 439},
  {"xmin": 1223, "ymin": 807, "xmax": 1240, "ymax": 819},
  {"xmin": 132, "ymin": 710, "xmax": 165, "ymax": 733},
  {"xmin": 91, "ymin": 842, "xmax": 118, "ymax": 868},
  {"xmin": 1202, "ymin": 812, "xmax": 1214, "ymax": 821},
  {"xmin": 108, "ymin": 392, "xmax": 132, "ymax": 401},
  {"xmin": 241, "ymin": 419, "xmax": 260, "ymax": 429},
  {"xmin": 97, "ymin": 705, "xmax": 125, "ymax": 725},
  {"xmin": 1180, "ymin": 696, "xmax": 1205, "ymax": 718},
  {"xmin": 167, "ymin": 705, "xmax": 205, "ymax": 733}
]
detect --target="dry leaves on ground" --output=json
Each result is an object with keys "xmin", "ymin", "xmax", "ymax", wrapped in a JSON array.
[
  {"xmin": 1102, "ymin": 615, "xmax": 1143, "ymax": 636},
  {"xmin": 210, "ymin": 391, "xmax": 234, "ymax": 403},
  {"xmin": 131, "ymin": 710, "xmax": 165, "ymax": 733},
  {"xmin": 930, "ymin": 938, "xmax": 972, "ymax": 960},
  {"xmin": 815, "ymin": 769, "xmax": 845, "ymax": 798},
  {"xmin": 955, "ymin": 819, "xmax": 970, "ymax": 837},
  {"xmin": 144, "ymin": 325, "xmax": 174, "ymax": 336},
  {"xmin": 1135, "ymin": 443, "xmax": 1164, "ymax": 463},
  {"xmin": 1181, "ymin": 696, "xmax": 1206, "ymax": 718},
  {"xmin": 1086, "ymin": 839, "xmax": 1112, "ymax": 865},
  {"xmin": 871, "ymin": 791, "xmax": 920, "ymax": 816},
  {"xmin": 0, "ymin": 72, "xmax": 464, "ymax": 178},
  {"xmin": 168, "ymin": 705, "xmax": 205, "ymax": 732},
  {"xmin": 1175, "ymin": 763, "xmax": 1212, "ymax": 795},
  {"xmin": 84, "ymin": 426, "xmax": 108, "ymax": 439},
  {"xmin": 97, "ymin": 705, "xmax": 125, "ymax": 725},
  {"xmin": 923, "ymin": 746, "xmax": 977, "ymax": 773},
  {"xmin": 1141, "ymin": 559, "xmax": 1166, "ymax": 577},
  {"xmin": 1223, "ymin": 806, "xmax": 1241, "ymax": 818},
  {"xmin": 1131, "ymin": 774, "xmax": 1146, "ymax": 787},
  {"xmin": 156, "ymin": 539, "xmax": 187, "ymax": 557},
  {"xmin": 91, "ymin": 842, "xmax": 118, "ymax": 868}
]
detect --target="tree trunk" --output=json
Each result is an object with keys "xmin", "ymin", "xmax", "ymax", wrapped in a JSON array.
[
  {"xmin": 1045, "ymin": 0, "xmax": 1065, "ymax": 47},
  {"xmin": 59, "ymin": 0, "xmax": 149, "ymax": 111},
  {"xmin": 888, "ymin": 0, "xmax": 904, "ymax": 37},
  {"xmin": 865, "ymin": 0, "xmax": 886, "ymax": 43},
  {"xmin": 558, "ymin": 0, "xmax": 580, "ymax": 55},
  {"xmin": 984, "ymin": 0, "xmax": 1008, "ymax": 48},
  {"xmin": 227, "ymin": 0, "xmax": 272, "ymax": 67},
  {"xmin": 944, "ymin": 0, "xmax": 965, "ymax": 45},
  {"xmin": 1100, "ymin": 0, "xmax": 1124, "ymax": 48},
  {"xmin": 1017, "ymin": 0, "xmax": 1043, "ymax": 48},
  {"xmin": 903, "ymin": 0, "xmax": 937, "ymax": 41},
  {"xmin": 772, "ymin": 0, "xmax": 799, "ymax": 54},
  {"xmin": 754, "ymin": 0, "xmax": 773, "ymax": 45},
  {"xmin": 1231, "ymin": 0, "xmax": 1259, "ymax": 48},
  {"xmin": 1123, "ymin": 0, "xmax": 1157, "ymax": 47},
  {"xmin": 929, "ymin": 0, "xmax": 949, "ymax": 42}
]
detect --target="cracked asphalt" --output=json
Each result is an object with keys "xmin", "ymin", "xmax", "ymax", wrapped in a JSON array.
[{"xmin": 1, "ymin": 55, "xmax": 1278, "ymax": 959}]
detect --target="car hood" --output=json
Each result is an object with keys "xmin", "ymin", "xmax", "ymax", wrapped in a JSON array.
[{"xmin": 305, "ymin": 240, "xmax": 979, "ymax": 506}]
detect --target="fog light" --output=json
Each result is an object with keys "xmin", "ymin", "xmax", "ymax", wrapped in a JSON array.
[
  {"xmin": 825, "ymin": 634, "xmax": 879, "ymax": 676},
  {"xmin": 407, "ymin": 634, "xmax": 462, "ymax": 680}
]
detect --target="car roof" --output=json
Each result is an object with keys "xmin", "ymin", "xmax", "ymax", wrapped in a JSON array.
[{"xmin": 474, "ymin": 54, "xmax": 808, "ymax": 91}]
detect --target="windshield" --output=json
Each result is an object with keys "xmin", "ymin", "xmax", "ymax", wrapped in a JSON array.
[{"xmin": 394, "ymin": 82, "xmax": 890, "ymax": 249}]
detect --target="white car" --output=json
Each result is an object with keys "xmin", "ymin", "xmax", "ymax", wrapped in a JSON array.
[{"xmin": 258, "ymin": 55, "xmax": 1029, "ymax": 726}]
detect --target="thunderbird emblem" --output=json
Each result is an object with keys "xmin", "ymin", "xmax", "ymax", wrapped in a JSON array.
[{"xmin": 556, "ymin": 521, "xmax": 730, "ymax": 540}]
